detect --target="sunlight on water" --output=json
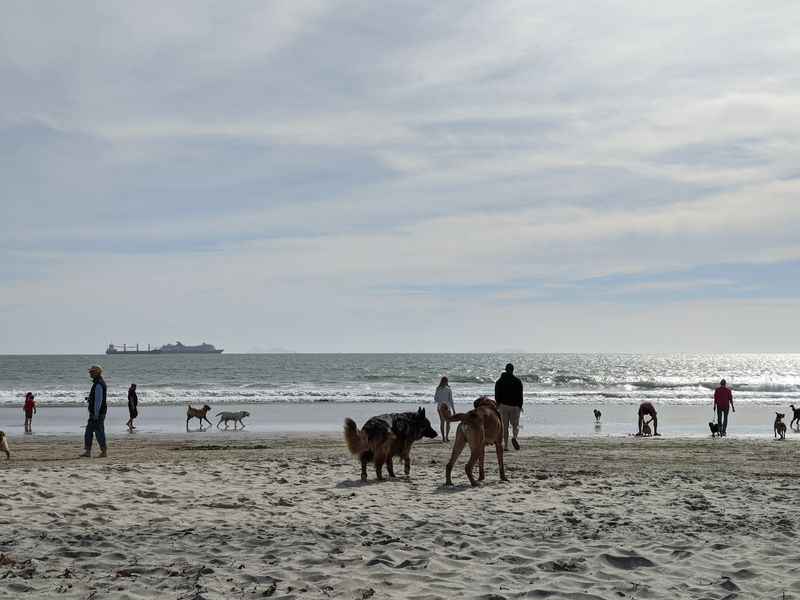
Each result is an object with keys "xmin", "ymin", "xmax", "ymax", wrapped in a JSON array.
[{"xmin": 1, "ymin": 353, "xmax": 799, "ymax": 407}]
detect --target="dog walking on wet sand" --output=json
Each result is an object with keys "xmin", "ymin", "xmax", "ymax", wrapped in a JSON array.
[
  {"xmin": 445, "ymin": 396, "xmax": 507, "ymax": 487},
  {"xmin": 216, "ymin": 411, "xmax": 250, "ymax": 430},
  {"xmin": 344, "ymin": 408, "xmax": 437, "ymax": 481},
  {"xmin": 790, "ymin": 404, "xmax": 800, "ymax": 431},
  {"xmin": 774, "ymin": 413, "xmax": 787, "ymax": 440},
  {"xmin": 187, "ymin": 404, "xmax": 213, "ymax": 431}
]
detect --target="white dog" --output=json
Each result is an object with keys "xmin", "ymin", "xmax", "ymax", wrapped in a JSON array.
[{"xmin": 216, "ymin": 411, "xmax": 250, "ymax": 430}]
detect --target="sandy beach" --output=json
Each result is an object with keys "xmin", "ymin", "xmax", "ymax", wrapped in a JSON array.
[{"xmin": 1, "ymin": 433, "xmax": 799, "ymax": 599}]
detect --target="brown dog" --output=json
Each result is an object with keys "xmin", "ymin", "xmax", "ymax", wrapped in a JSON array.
[
  {"xmin": 344, "ymin": 408, "xmax": 437, "ymax": 481},
  {"xmin": 0, "ymin": 432, "xmax": 9, "ymax": 460},
  {"xmin": 186, "ymin": 404, "xmax": 212, "ymax": 431},
  {"xmin": 445, "ymin": 396, "xmax": 507, "ymax": 487}
]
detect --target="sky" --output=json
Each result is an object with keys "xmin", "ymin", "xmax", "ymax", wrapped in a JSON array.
[{"xmin": 2, "ymin": 1, "xmax": 800, "ymax": 353}]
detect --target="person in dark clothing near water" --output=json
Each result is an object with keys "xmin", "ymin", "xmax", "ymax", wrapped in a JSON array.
[
  {"xmin": 495, "ymin": 363, "xmax": 524, "ymax": 451},
  {"xmin": 126, "ymin": 384, "xmax": 139, "ymax": 431},
  {"xmin": 81, "ymin": 365, "xmax": 108, "ymax": 458},
  {"xmin": 713, "ymin": 379, "xmax": 735, "ymax": 437},
  {"xmin": 636, "ymin": 401, "xmax": 660, "ymax": 436}
]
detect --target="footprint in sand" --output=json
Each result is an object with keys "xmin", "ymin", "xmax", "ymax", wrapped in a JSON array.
[{"xmin": 600, "ymin": 553, "xmax": 655, "ymax": 569}]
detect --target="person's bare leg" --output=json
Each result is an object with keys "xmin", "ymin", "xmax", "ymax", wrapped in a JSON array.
[{"xmin": 438, "ymin": 404, "xmax": 450, "ymax": 442}]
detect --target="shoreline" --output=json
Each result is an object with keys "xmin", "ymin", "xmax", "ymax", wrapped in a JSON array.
[{"xmin": 1, "ymin": 401, "xmax": 796, "ymax": 439}]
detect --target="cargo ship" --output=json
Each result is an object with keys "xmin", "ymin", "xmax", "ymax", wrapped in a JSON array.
[{"xmin": 106, "ymin": 341, "xmax": 224, "ymax": 354}]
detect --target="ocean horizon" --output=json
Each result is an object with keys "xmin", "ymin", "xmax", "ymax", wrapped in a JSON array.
[{"xmin": 2, "ymin": 352, "xmax": 799, "ymax": 409}]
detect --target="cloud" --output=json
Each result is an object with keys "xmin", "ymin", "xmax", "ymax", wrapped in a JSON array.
[{"xmin": 1, "ymin": 1, "xmax": 799, "ymax": 352}]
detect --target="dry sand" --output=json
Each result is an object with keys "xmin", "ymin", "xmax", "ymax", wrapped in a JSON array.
[{"xmin": 1, "ymin": 433, "xmax": 799, "ymax": 599}]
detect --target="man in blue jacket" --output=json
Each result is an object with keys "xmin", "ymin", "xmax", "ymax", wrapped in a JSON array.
[
  {"xmin": 81, "ymin": 365, "xmax": 108, "ymax": 458},
  {"xmin": 495, "ymin": 363, "xmax": 524, "ymax": 451}
]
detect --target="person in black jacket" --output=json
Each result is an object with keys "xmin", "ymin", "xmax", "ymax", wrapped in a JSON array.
[
  {"xmin": 495, "ymin": 363, "xmax": 523, "ymax": 451},
  {"xmin": 81, "ymin": 365, "xmax": 108, "ymax": 458},
  {"xmin": 126, "ymin": 383, "xmax": 138, "ymax": 431}
]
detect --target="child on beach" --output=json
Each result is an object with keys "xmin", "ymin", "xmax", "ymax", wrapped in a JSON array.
[
  {"xmin": 434, "ymin": 376, "xmax": 455, "ymax": 442},
  {"xmin": 23, "ymin": 392, "xmax": 36, "ymax": 433}
]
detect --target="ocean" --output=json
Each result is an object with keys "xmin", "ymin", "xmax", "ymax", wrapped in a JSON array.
[{"xmin": 1, "ymin": 353, "xmax": 799, "ymax": 438}]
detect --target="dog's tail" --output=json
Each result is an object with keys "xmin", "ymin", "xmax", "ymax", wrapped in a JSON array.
[
  {"xmin": 446, "ymin": 412, "xmax": 467, "ymax": 423},
  {"xmin": 344, "ymin": 418, "xmax": 368, "ymax": 455}
]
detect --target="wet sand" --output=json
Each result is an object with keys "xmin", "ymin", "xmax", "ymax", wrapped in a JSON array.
[
  {"xmin": 0, "ymin": 401, "xmax": 791, "ymax": 438},
  {"xmin": 2, "ymin": 433, "xmax": 800, "ymax": 599}
]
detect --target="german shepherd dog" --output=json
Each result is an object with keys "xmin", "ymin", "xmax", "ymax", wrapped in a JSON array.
[
  {"xmin": 790, "ymin": 404, "xmax": 800, "ymax": 431},
  {"xmin": 344, "ymin": 408, "xmax": 437, "ymax": 481},
  {"xmin": 187, "ymin": 404, "xmax": 213, "ymax": 431},
  {"xmin": 445, "ymin": 396, "xmax": 507, "ymax": 487},
  {"xmin": 775, "ymin": 413, "xmax": 787, "ymax": 440}
]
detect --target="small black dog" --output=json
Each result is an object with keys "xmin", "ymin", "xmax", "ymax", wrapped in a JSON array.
[
  {"xmin": 593, "ymin": 409, "xmax": 602, "ymax": 423},
  {"xmin": 790, "ymin": 404, "xmax": 800, "ymax": 431},
  {"xmin": 709, "ymin": 421, "xmax": 720, "ymax": 437},
  {"xmin": 775, "ymin": 413, "xmax": 787, "ymax": 440}
]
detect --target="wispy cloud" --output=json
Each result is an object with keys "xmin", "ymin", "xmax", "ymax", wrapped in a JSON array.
[{"xmin": 1, "ymin": 1, "xmax": 799, "ymax": 352}]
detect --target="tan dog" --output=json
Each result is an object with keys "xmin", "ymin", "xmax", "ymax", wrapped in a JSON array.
[
  {"xmin": 445, "ymin": 396, "xmax": 507, "ymax": 487},
  {"xmin": 186, "ymin": 404, "xmax": 212, "ymax": 431},
  {"xmin": 0, "ymin": 432, "xmax": 9, "ymax": 460}
]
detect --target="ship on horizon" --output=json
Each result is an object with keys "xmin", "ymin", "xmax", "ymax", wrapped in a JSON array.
[{"xmin": 106, "ymin": 341, "xmax": 224, "ymax": 355}]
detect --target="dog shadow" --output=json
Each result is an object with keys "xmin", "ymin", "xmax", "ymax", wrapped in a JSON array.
[{"xmin": 335, "ymin": 477, "xmax": 410, "ymax": 489}]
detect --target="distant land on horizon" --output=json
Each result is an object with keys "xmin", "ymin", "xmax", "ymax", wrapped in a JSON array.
[{"xmin": 246, "ymin": 347, "xmax": 298, "ymax": 354}]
